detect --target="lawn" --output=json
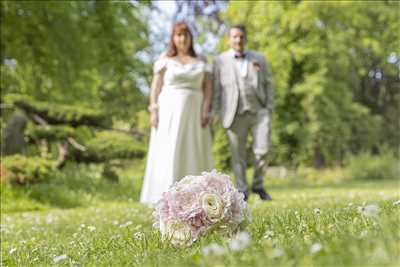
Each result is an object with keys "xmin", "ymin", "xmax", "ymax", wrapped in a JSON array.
[{"xmin": 1, "ymin": 162, "xmax": 399, "ymax": 266}]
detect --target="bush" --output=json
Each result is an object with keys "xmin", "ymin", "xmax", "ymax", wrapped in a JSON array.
[
  {"xmin": 6, "ymin": 94, "xmax": 109, "ymax": 127},
  {"xmin": 296, "ymin": 166, "xmax": 345, "ymax": 181},
  {"xmin": 81, "ymin": 130, "xmax": 146, "ymax": 161},
  {"xmin": 2, "ymin": 155, "xmax": 56, "ymax": 185},
  {"xmin": 212, "ymin": 126, "xmax": 231, "ymax": 171},
  {"xmin": 26, "ymin": 124, "xmax": 93, "ymax": 143},
  {"xmin": 346, "ymin": 152, "xmax": 400, "ymax": 180}
]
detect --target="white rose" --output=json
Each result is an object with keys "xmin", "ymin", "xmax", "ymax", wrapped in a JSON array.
[
  {"xmin": 201, "ymin": 193, "xmax": 224, "ymax": 223},
  {"xmin": 163, "ymin": 219, "xmax": 192, "ymax": 247}
]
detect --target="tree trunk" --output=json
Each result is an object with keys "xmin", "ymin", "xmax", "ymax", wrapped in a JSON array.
[
  {"xmin": 2, "ymin": 112, "xmax": 28, "ymax": 155},
  {"xmin": 314, "ymin": 143, "xmax": 325, "ymax": 169}
]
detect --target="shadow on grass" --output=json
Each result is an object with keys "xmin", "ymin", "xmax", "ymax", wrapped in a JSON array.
[
  {"xmin": 267, "ymin": 177, "xmax": 400, "ymax": 191},
  {"xmin": 2, "ymin": 160, "xmax": 399, "ymax": 213},
  {"xmin": 1, "ymin": 160, "xmax": 145, "ymax": 213}
]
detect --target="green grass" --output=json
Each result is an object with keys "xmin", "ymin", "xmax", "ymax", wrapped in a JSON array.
[
  {"xmin": 1, "ymin": 163, "xmax": 400, "ymax": 266},
  {"xmin": 1, "ymin": 159, "xmax": 146, "ymax": 213}
]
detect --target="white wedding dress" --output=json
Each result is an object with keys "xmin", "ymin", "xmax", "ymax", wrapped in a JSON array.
[{"xmin": 140, "ymin": 57, "xmax": 214, "ymax": 205}]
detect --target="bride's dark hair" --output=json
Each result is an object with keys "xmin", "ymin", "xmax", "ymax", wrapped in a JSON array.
[{"xmin": 166, "ymin": 21, "xmax": 196, "ymax": 57}]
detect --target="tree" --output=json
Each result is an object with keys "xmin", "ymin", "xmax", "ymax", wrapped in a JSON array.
[
  {"xmin": 1, "ymin": 1, "xmax": 150, "ymax": 121},
  {"xmin": 221, "ymin": 1, "xmax": 400, "ymax": 166}
]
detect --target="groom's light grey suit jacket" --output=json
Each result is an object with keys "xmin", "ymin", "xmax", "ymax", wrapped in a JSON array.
[{"xmin": 212, "ymin": 50, "xmax": 274, "ymax": 128}]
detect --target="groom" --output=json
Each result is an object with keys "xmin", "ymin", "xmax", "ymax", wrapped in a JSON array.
[{"xmin": 212, "ymin": 24, "xmax": 273, "ymax": 201}]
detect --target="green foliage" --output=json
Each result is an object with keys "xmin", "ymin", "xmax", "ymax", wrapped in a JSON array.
[
  {"xmin": 132, "ymin": 110, "xmax": 150, "ymax": 142},
  {"xmin": 7, "ymin": 94, "xmax": 110, "ymax": 127},
  {"xmin": 18, "ymin": 118, "xmax": 145, "ymax": 164},
  {"xmin": 2, "ymin": 155, "xmax": 55, "ymax": 185},
  {"xmin": 346, "ymin": 152, "xmax": 400, "ymax": 180},
  {"xmin": 0, "ymin": 159, "xmax": 145, "ymax": 212},
  {"xmin": 1, "ymin": 174, "xmax": 399, "ymax": 266},
  {"xmin": 295, "ymin": 166, "xmax": 345, "ymax": 182},
  {"xmin": 82, "ymin": 131, "xmax": 146, "ymax": 161},
  {"xmin": 1, "ymin": 1, "xmax": 149, "ymax": 120},
  {"xmin": 25, "ymin": 124, "xmax": 92, "ymax": 143},
  {"xmin": 221, "ymin": 1, "xmax": 400, "ymax": 166},
  {"xmin": 212, "ymin": 126, "xmax": 231, "ymax": 171}
]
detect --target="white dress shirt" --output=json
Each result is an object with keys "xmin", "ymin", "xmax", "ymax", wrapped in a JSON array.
[{"xmin": 230, "ymin": 49, "xmax": 248, "ymax": 77}]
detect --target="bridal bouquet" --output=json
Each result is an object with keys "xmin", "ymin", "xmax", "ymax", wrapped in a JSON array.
[{"xmin": 153, "ymin": 170, "xmax": 249, "ymax": 246}]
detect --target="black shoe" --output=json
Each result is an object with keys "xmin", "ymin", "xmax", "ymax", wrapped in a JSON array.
[
  {"xmin": 252, "ymin": 188, "xmax": 272, "ymax": 201},
  {"xmin": 240, "ymin": 190, "xmax": 249, "ymax": 202}
]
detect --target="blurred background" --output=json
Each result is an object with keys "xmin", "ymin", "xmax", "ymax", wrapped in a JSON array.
[{"xmin": 1, "ymin": 0, "xmax": 399, "ymax": 211}]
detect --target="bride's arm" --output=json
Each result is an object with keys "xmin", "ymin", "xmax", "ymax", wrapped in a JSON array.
[
  {"xmin": 201, "ymin": 69, "xmax": 213, "ymax": 128},
  {"xmin": 149, "ymin": 56, "xmax": 166, "ymax": 128}
]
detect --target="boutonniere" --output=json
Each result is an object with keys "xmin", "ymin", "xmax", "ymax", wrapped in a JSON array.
[{"xmin": 252, "ymin": 61, "xmax": 261, "ymax": 71}]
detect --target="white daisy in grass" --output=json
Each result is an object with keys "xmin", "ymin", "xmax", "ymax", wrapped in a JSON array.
[
  {"xmin": 310, "ymin": 243, "xmax": 322, "ymax": 255},
  {"xmin": 359, "ymin": 230, "xmax": 368, "ymax": 238},
  {"xmin": 358, "ymin": 203, "xmax": 380, "ymax": 218},
  {"xmin": 46, "ymin": 214, "xmax": 57, "ymax": 224},
  {"xmin": 228, "ymin": 231, "xmax": 251, "ymax": 251},
  {"xmin": 133, "ymin": 232, "xmax": 144, "ymax": 241},
  {"xmin": 271, "ymin": 248, "xmax": 284, "ymax": 258},
  {"xmin": 53, "ymin": 254, "xmax": 68, "ymax": 263},
  {"xmin": 263, "ymin": 230, "xmax": 274, "ymax": 240},
  {"xmin": 393, "ymin": 200, "xmax": 400, "ymax": 206},
  {"xmin": 119, "ymin": 221, "xmax": 133, "ymax": 228},
  {"xmin": 313, "ymin": 208, "xmax": 321, "ymax": 215},
  {"xmin": 202, "ymin": 243, "xmax": 225, "ymax": 256},
  {"xmin": 87, "ymin": 226, "xmax": 96, "ymax": 232},
  {"xmin": 9, "ymin": 248, "xmax": 17, "ymax": 254}
]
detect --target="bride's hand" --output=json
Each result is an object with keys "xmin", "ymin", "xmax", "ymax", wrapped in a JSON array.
[
  {"xmin": 201, "ymin": 110, "xmax": 210, "ymax": 128},
  {"xmin": 150, "ymin": 111, "xmax": 159, "ymax": 128}
]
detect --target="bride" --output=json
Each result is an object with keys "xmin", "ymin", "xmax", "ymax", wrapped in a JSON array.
[{"xmin": 140, "ymin": 21, "xmax": 214, "ymax": 205}]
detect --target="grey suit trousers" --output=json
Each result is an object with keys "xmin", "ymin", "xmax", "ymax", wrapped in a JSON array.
[{"xmin": 226, "ymin": 108, "xmax": 271, "ymax": 193}]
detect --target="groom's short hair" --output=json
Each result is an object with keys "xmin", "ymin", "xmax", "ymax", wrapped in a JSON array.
[{"xmin": 230, "ymin": 24, "xmax": 247, "ymax": 37}]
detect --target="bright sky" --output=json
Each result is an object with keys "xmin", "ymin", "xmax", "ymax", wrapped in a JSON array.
[
  {"xmin": 136, "ymin": 0, "xmax": 226, "ymax": 94},
  {"xmin": 133, "ymin": 1, "xmax": 176, "ymax": 94},
  {"xmin": 148, "ymin": 1, "xmax": 176, "ymax": 58}
]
